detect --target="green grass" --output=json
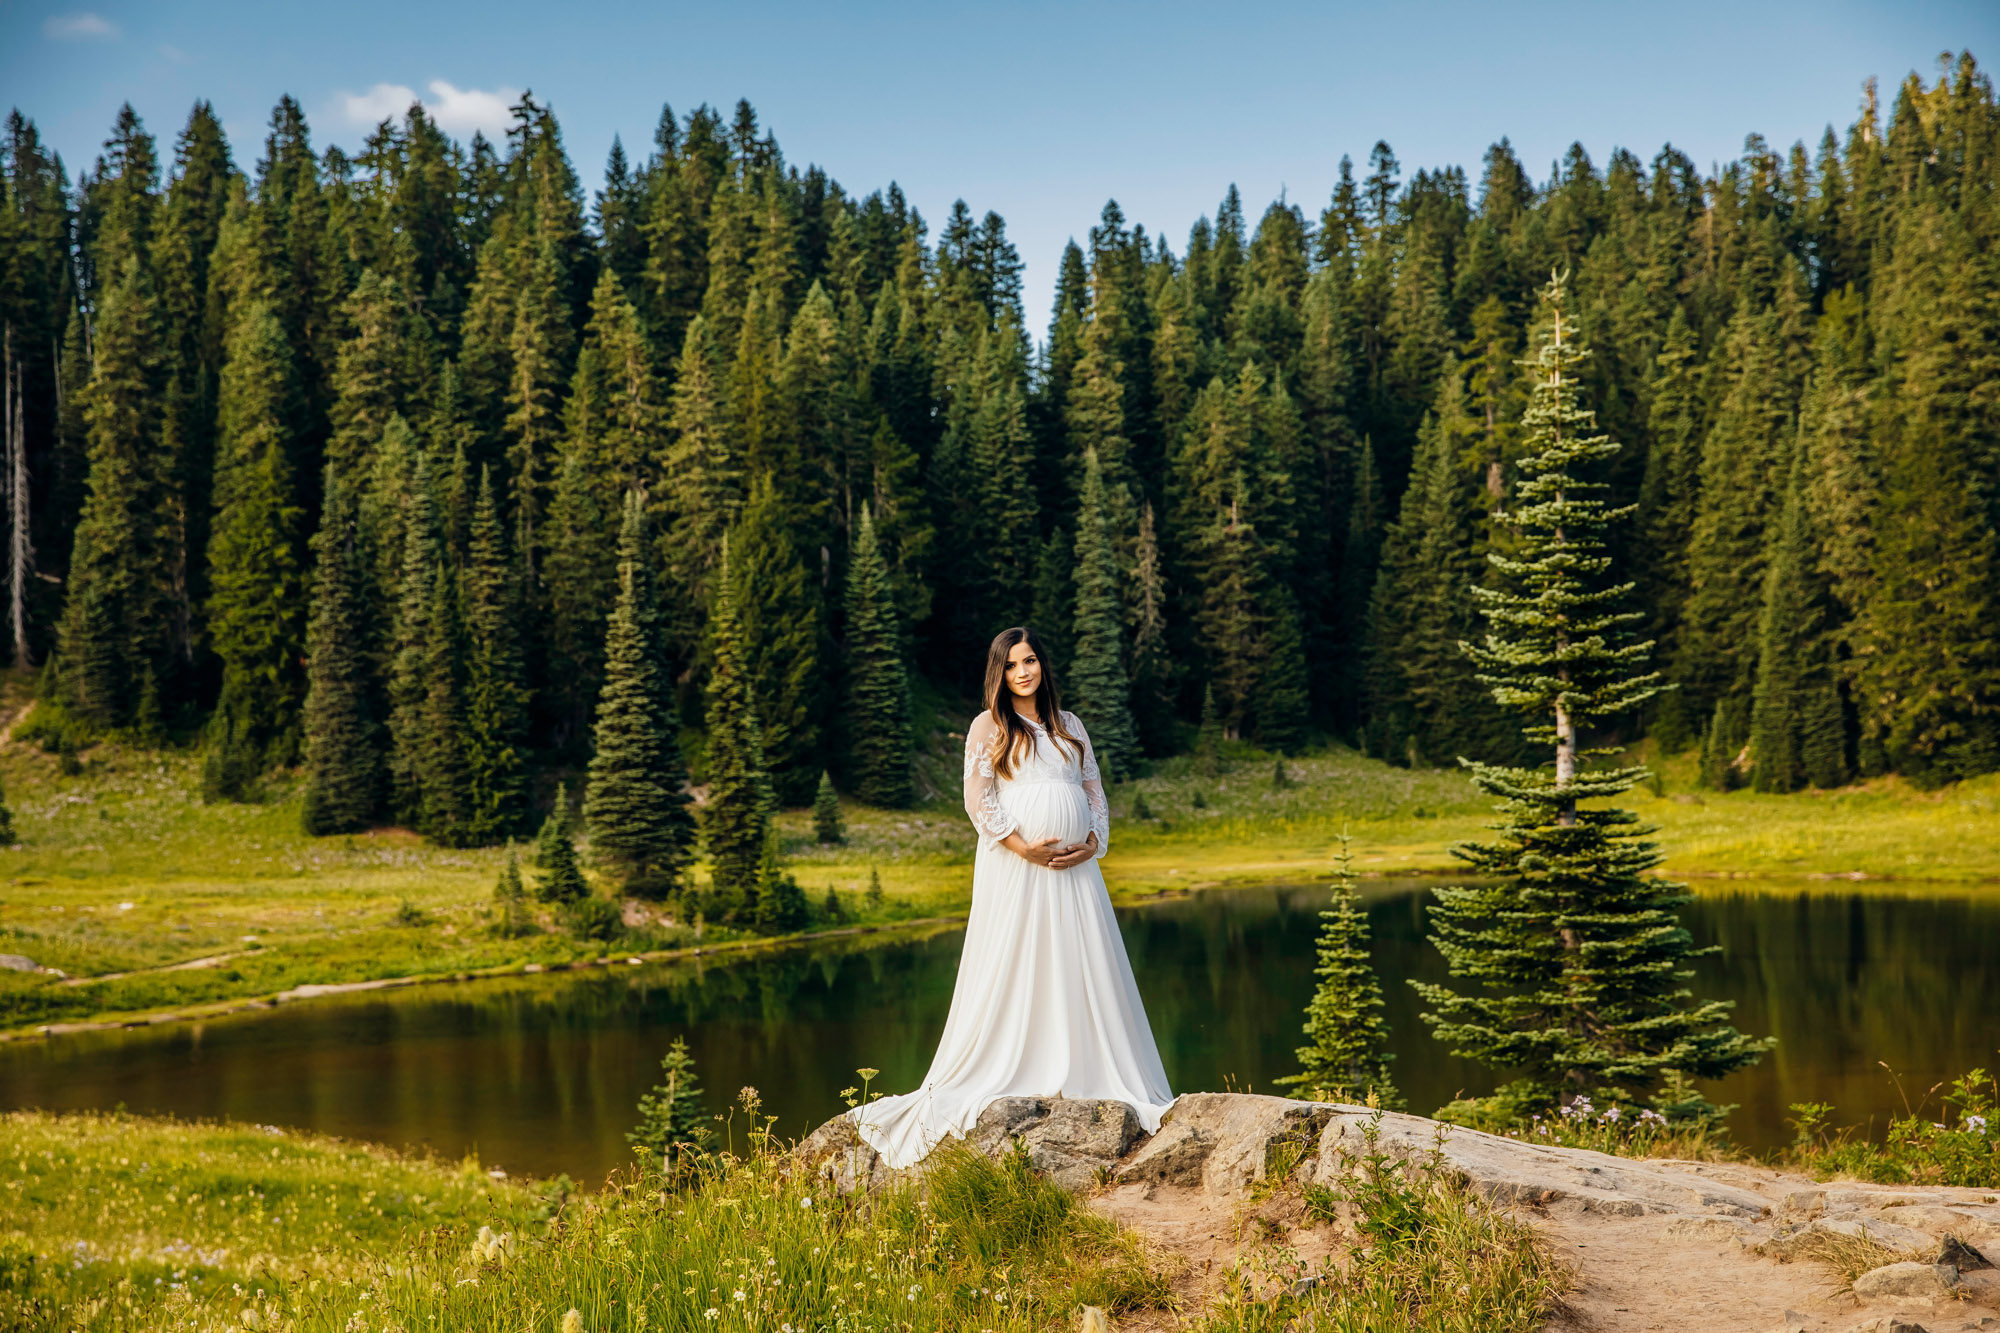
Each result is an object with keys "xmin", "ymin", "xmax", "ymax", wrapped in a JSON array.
[
  {"xmin": 0, "ymin": 1106, "xmax": 1170, "ymax": 1332},
  {"xmin": 0, "ymin": 1104, "xmax": 1581, "ymax": 1333},
  {"xmin": 0, "ymin": 1108, "xmax": 552, "ymax": 1331},
  {"xmin": 6, "ymin": 687, "xmax": 1999, "ymax": 1032}
]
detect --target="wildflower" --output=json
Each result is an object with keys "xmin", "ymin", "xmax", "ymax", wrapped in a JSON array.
[
  {"xmin": 703, "ymin": 1310, "xmax": 719, "ymax": 1322},
  {"xmin": 1602, "ymin": 1107, "xmax": 1622, "ymax": 1124},
  {"xmin": 733, "ymin": 1290, "xmax": 746, "ymax": 1302},
  {"xmin": 1967, "ymin": 1114, "xmax": 1988, "ymax": 1133},
  {"xmin": 908, "ymin": 1283, "xmax": 921, "ymax": 1299},
  {"xmin": 561, "ymin": 1311, "xmax": 584, "ymax": 1333},
  {"xmin": 801, "ymin": 1196, "xmax": 813, "ymax": 1209}
]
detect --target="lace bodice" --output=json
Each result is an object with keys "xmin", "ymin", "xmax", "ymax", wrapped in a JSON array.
[{"xmin": 962, "ymin": 710, "xmax": 1110, "ymax": 858}]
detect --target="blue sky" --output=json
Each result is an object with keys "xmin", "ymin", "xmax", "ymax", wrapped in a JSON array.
[{"xmin": 5, "ymin": 1, "xmax": 1996, "ymax": 322}]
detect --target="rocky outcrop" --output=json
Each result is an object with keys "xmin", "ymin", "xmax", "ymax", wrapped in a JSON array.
[
  {"xmin": 798, "ymin": 1090, "xmax": 2000, "ymax": 1254},
  {"xmin": 795, "ymin": 1093, "xmax": 2000, "ymax": 1331}
]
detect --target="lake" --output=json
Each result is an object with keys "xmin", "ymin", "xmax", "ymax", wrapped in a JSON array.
[{"xmin": 2, "ymin": 880, "xmax": 1995, "ymax": 1181}]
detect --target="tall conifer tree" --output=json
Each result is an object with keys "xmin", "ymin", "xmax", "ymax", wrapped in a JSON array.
[
  {"xmin": 586, "ymin": 492, "xmax": 695, "ymax": 896},
  {"xmin": 204, "ymin": 304, "xmax": 305, "ymax": 795},
  {"xmin": 1416, "ymin": 275, "xmax": 1767, "ymax": 1121},
  {"xmin": 843, "ymin": 502, "xmax": 912, "ymax": 807},
  {"xmin": 460, "ymin": 467, "xmax": 528, "ymax": 843},
  {"xmin": 1068, "ymin": 448, "xmax": 1141, "ymax": 780},
  {"xmin": 300, "ymin": 465, "xmax": 379, "ymax": 834},
  {"xmin": 702, "ymin": 536, "xmax": 775, "ymax": 913}
]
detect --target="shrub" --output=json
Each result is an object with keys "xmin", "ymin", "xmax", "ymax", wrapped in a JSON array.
[{"xmin": 560, "ymin": 895, "xmax": 623, "ymax": 943}]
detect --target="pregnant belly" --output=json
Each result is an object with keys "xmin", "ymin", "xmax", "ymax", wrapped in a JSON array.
[{"xmin": 1000, "ymin": 782, "xmax": 1091, "ymax": 846}]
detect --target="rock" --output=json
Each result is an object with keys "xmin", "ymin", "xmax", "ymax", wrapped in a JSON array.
[
  {"xmin": 1843, "ymin": 1320, "xmax": 1931, "ymax": 1333},
  {"xmin": 969, "ymin": 1098, "xmax": 1141, "ymax": 1190},
  {"xmin": 1308, "ymin": 1106, "xmax": 1771, "ymax": 1219},
  {"xmin": 1850, "ymin": 1260, "xmax": 1958, "ymax": 1301},
  {"xmin": 1939, "ymin": 1234, "xmax": 1994, "ymax": 1271},
  {"xmin": 0, "ymin": 954, "xmax": 36, "ymax": 972},
  {"xmin": 1879, "ymin": 1206, "xmax": 2000, "ymax": 1244},
  {"xmin": 1124, "ymin": 1093, "xmax": 1332, "ymax": 1196},
  {"xmin": 1764, "ymin": 1216, "xmax": 1937, "ymax": 1261},
  {"xmin": 1115, "ymin": 1122, "xmax": 1214, "ymax": 1188},
  {"xmin": 1761, "ymin": 1321, "xmax": 1807, "ymax": 1333},
  {"xmin": 1286, "ymin": 1275, "xmax": 1326, "ymax": 1298}
]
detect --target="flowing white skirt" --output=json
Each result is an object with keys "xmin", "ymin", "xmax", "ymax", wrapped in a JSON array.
[{"xmin": 851, "ymin": 777, "xmax": 1175, "ymax": 1169}]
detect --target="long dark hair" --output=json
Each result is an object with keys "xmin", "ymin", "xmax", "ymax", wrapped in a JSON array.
[{"xmin": 982, "ymin": 627, "xmax": 1083, "ymax": 778}]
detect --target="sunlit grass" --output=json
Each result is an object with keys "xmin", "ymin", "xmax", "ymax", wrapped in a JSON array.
[{"xmin": 0, "ymin": 1106, "xmax": 1171, "ymax": 1333}]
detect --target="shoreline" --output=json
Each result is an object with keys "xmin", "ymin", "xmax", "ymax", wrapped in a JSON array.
[{"xmin": 10, "ymin": 865, "xmax": 2000, "ymax": 1043}]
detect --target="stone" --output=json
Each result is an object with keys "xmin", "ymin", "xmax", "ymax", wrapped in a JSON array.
[
  {"xmin": 0, "ymin": 954, "xmax": 37, "ymax": 972},
  {"xmin": 1308, "ymin": 1106, "xmax": 1770, "ymax": 1219},
  {"xmin": 1115, "ymin": 1122, "xmax": 1214, "ymax": 1188},
  {"xmin": 1763, "ymin": 1217, "xmax": 1937, "ymax": 1261},
  {"xmin": 1939, "ymin": 1234, "xmax": 1994, "ymax": 1271},
  {"xmin": 969, "ymin": 1097, "xmax": 1142, "ymax": 1190},
  {"xmin": 1842, "ymin": 1320, "xmax": 1931, "ymax": 1333},
  {"xmin": 1850, "ymin": 1260, "xmax": 1958, "ymax": 1301},
  {"xmin": 1879, "ymin": 1206, "xmax": 2000, "ymax": 1245},
  {"xmin": 1166, "ymin": 1093, "xmax": 1334, "ymax": 1196}
]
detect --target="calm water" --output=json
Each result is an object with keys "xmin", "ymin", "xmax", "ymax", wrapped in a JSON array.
[{"xmin": 1, "ymin": 881, "xmax": 1995, "ymax": 1180}]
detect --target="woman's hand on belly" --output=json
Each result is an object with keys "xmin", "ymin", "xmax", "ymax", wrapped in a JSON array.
[
  {"xmin": 1000, "ymin": 831, "xmax": 1065, "ymax": 866},
  {"xmin": 1046, "ymin": 832, "xmax": 1098, "ymax": 870}
]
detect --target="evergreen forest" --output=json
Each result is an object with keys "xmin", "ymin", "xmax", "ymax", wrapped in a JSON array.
[{"xmin": 4, "ymin": 53, "xmax": 1998, "ymax": 875}]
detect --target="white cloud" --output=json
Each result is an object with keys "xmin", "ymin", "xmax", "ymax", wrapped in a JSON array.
[
  {"xmin": 43, "ymin": 12, "xmax": 120, "ymax": 40},
  {"xmin": 158, "ymin": 43, "xmax": 189, "ymax": 64},
  {"xmin": 339, "ymin": 79, "xmax": 519, "ymax": 142}
]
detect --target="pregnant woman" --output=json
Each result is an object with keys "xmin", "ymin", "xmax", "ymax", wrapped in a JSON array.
[{"xmin": 852, "ymin": 627, "xmax": 1176, "ymax": 1168}]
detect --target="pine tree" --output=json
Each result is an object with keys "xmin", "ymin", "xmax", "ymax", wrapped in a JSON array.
[
  {"xmin": 1194, "ymin": 684, "xmax": 1224, "ymax": 778},
  {"xmin": 1275, "ymin": 839, "xmax": 1400, "ymax": 1107},
  {"xmin": 585, "ymin": 492, "xmax": 695, "ymax": 897},
  {"xmin": 542, "ymin": 446, "xmax": 614, "ymax": 749},
  {"xmin": 57, "ymin": 259, "xmax": 173, "ymax": 729},
  {"xmin": 384, "ymin": 450, "xmax": 441, "ymax": 825},
  {"xmin": 536, "ymin": 781, "xmax": 572, "ymax": 868},
  {"xmin": 493, "ymin": 847, "xmax": 531, "ymax": 937},
  {"xmin": 1749, "ymin": 442, "xmax": 1823, "ymax": 793},
  {"xmin": 702, "ymin": 536, "xmax": 775, "ymax": 915},
  {"xmin": 534, "ymin": 798, "xmax": 589, "ymax": 904},
  {"xmin": 1415, "ymin": 275, "xmax": 1768, "ymax": 1122},
  {"xmin": 628, "ymin": 1037, "xmax": 711, "ymax": 1162},
  {"xmin": 300, "ymin": 465, "xmax": 379, "ymax": 835},
  {"xmin": 416, "ymin": 561, "xmax": 474, "ymax": 844},
  {"xmin": 204, "ymin": 303, "xmax": 306, "ymax": 795},
  {"xmin": 460, "ymin": 467, "xmax": 528, "ymax": 843},
  {"xmin": 843, "ymin": 502, "xmax": 912, "ymax": 807},
  {"xmin": 728, "ymin": 477, "xmax": 822, "ymax": 805},
  {"xmin": 812, "ymin": 771, "xmax": 845, "ymax": 844},
  {"xmin": 1067, "ymin": 448, "xmax": 1141, "ymax": 781},
  {"xmin": 751, "ymin": 823, "xmax": 809, "ymax": 933},
  {"xmin": 1129, "ymin": 502, "xmax": 1176, "ymax": 756}
]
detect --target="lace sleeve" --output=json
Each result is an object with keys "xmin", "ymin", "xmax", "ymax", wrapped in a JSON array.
[
  {"xmin": 1070, "ymin": 712, "xmax": 1111, "ymax": 858},
  {"xmin": 963, "ymin": 713, "xmax": 1016, "ymax": 851}
]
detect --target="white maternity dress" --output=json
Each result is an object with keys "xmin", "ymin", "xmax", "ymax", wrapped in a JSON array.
[{"xmin": 851, "ymin": 709, "xmax": 1176, "ymax": 1169}]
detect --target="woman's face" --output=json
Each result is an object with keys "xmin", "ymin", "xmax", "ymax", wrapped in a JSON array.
[{"xmin": 1004, "ymin": 641, "xmax": 1042, "ymax": 700}]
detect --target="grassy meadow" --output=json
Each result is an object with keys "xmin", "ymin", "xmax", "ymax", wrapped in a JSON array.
[
  {"xmin": 0, "ymin": 1103, "xmax": 1570, "ymax": 1333},
  {"xmin": 4, "ymin": 671, "xmax": 2000, "ymax": 1034}
]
